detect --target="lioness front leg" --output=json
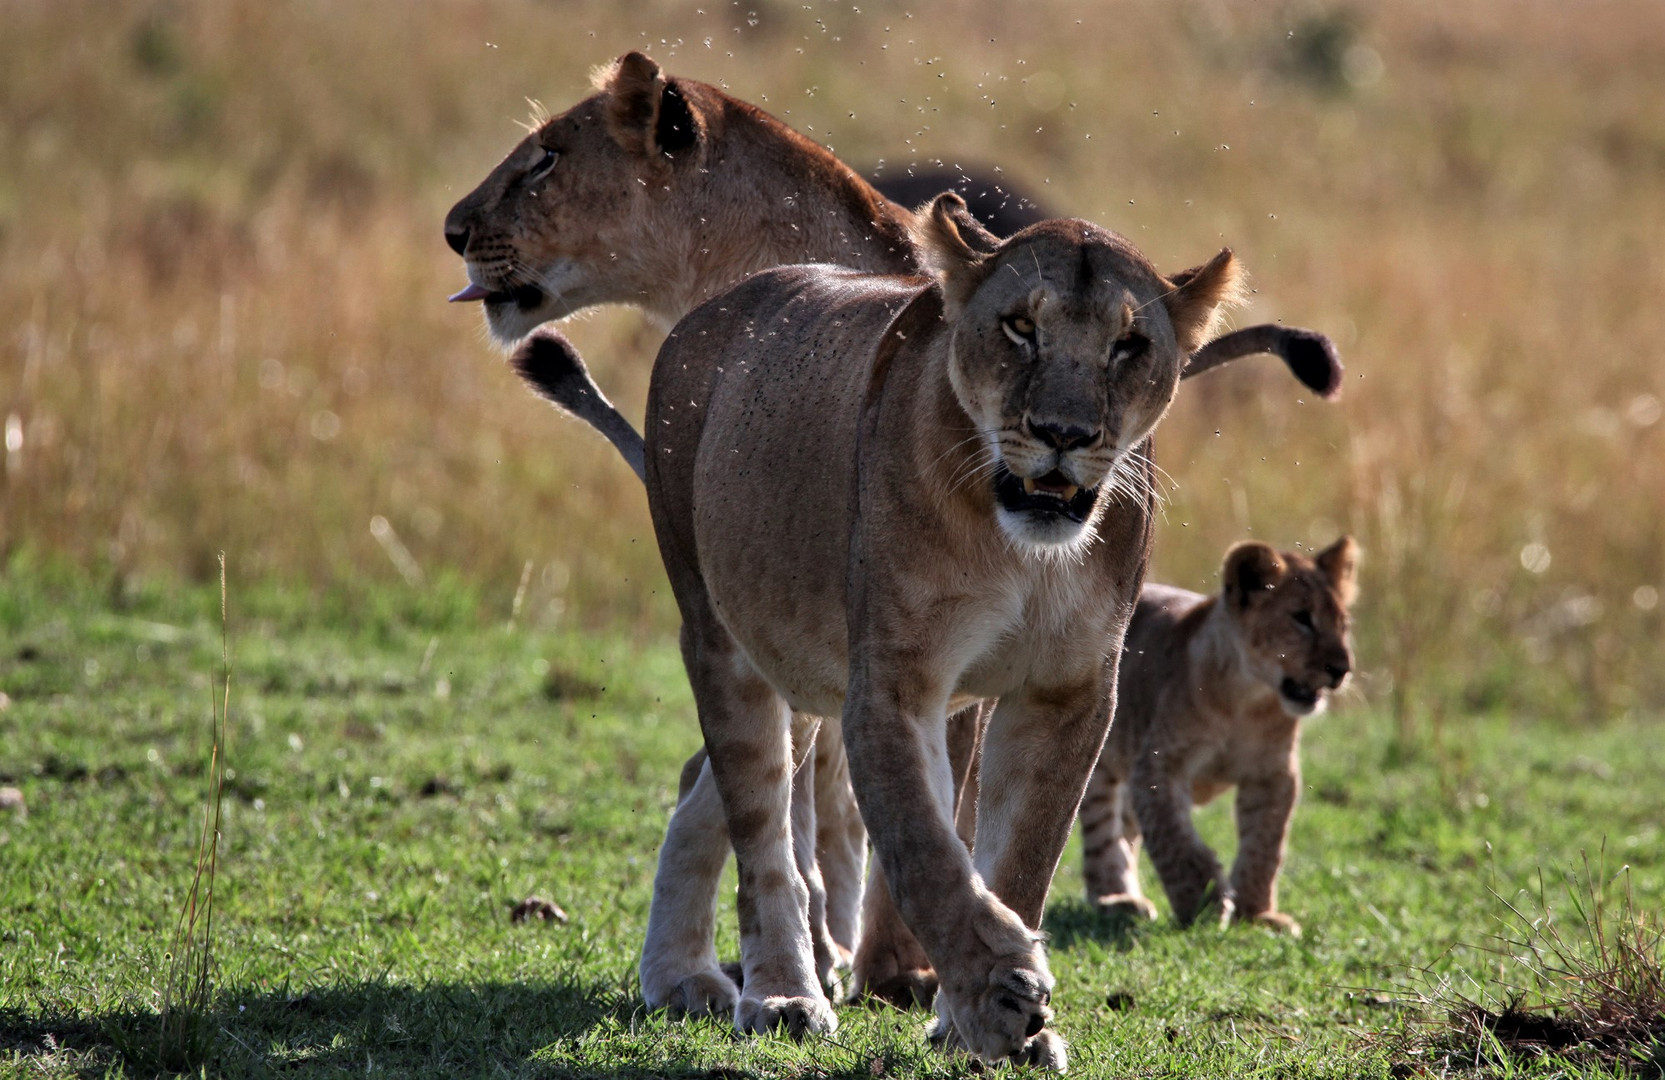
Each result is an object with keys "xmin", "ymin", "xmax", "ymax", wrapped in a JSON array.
[
  {"xmin": 844, "ymin": 669, "xmax": 1051, "ymax": 1065},
  {"xmin": 1129, "ymin": 759, "xmax": 1229, "ymax": 927},
  {"xmin": 812, "ymin": 718, "xmax": 865, "ymax": 964},
  {"xmin": 850, "ymin": 702, "xmax": 985, "ymax": 1008},
  {"xmin": 1228, "ymin": 769, "xmax": 1301, "ymax": 935},
  {"xmin": 678, "ymin": 620, "xmax": 835, "ymax": 1039}
]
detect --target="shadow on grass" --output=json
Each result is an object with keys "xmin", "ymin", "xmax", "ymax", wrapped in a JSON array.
[
  {"xmin": 0, "ymin": 978, "xmax": 670, "ymax": 1079},
  {"xmin": 1044, "ymin": 896, "xmax": 1163, "ymax": 952}
]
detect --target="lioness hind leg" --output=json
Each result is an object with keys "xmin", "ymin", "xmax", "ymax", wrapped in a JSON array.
[
  {"xmin": 788, "ymin": 720, "xmax": 846, "ymax": 993},
  {"xmin": 640, "ymin": 754, "xmax": 738, "ymax": 1017},
  {"xmin": 681, "ymin": 622, "xmax": 835, "ymax": 1039},
  {"xmin": 1080, "ymin": 768, "xmax": 1158, "ymax": 921},
  {"xmin": 812, "ymin": 719, "xmax": 865, "ymax": 963}
]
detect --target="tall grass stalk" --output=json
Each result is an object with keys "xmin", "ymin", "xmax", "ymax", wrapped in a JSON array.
[{"xmin": 154, "ymin": 553, "xmax": 231, "ymax": 1072}]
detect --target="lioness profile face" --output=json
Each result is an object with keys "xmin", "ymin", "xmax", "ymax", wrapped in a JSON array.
[
  {"xmin": 443, "ymin": 53, "xmax": 706, "ymax": 342},
  {"xmin": 919, "ymin": 200, "xmax": 1242, "ymax": 553},
  {"xmin": 1222, "ymin": 536, "xmax": 1358, "ymax": 717}
]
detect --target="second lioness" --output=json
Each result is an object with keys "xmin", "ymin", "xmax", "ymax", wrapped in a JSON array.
[{"xmin": 1080, "ymin": 537, "xmax": 1358, "ymax": 935}]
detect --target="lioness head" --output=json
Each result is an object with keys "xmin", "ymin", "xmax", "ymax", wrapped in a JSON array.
[
  {"xmin": 915, "ymin": 194, "xmax": 1243, "ymax": 553},
  {"xmin": 443, "ymin": 53, "xmax": 715, "ymax": 341},
  {"xmin": 1221, "ymin": 536, "xmax": 1358, "ymax": 717}
]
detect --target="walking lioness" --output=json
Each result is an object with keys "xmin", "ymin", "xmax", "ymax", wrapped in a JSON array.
[
  {"xmin": 630, "ymin": 193, "xmax": 1242, "ymax": 1064},
  {"xmin": 1081, "ymin": 537, "xmax": 1358, "ymax": 934}
]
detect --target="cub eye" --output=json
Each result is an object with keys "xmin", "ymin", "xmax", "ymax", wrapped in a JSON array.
[
  {"xmin": 1001, "ymin": 315, "xmax": 1036, "ymax": 347},
  {"xmin": 1292, "ymin": 610, "xmax": 1315, "ymax": 633},
  {"xmin": 529, "ymin": 147, "xmax": 558, "ymax": 180},
  {"xmin": 1111, "ymin": 331, "xmax": 1149, "ymax": 363}
]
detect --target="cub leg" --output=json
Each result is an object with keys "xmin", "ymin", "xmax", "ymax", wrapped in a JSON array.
[
  {"xmin": 1228, "ymin": 768, "xmax": 1301, "ymax": 935},
  {"xmin": 679, "ymin": 618, "xmax": 835, "ymax": 1039},
  {"xmin": 812, "ymin": 719, "xmax": 865, "ymax": 962},
  {"xmin": 849, "ymin": 702, "xmax": 984, "ymax": 1008},
  {"xmin": 1079, "ymin": 763, "xmax": 1157, "ymax": 920},
  {"xmin": 639, "ymin": 750, "xmax": 739, "ymax": 1016},
  {"xmin": 1128, "ymin": 756, "xmax": 1229, "ymax": 927}
]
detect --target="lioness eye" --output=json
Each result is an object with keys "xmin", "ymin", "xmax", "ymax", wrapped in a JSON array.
[
  {"xmin": 529, "ymin": 148, "xmax": 558, "ymax": 179},
  {"xmin": 1111, "ymin": 331, "xmax": 1149, "ymax": 363},
  {"xmin": 1293, "ymin": 610, "xmax": 1315, "ymax": 632},
  {"xmin": 1002, "ymin": 316, "xmax": 1036, "ymax": 347}
]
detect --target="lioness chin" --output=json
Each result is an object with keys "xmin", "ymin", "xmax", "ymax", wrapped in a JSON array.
[
  {"xmin": 625, "ymin": 193, "xmax": 1243, "ymax": 1064},
  {"xmin": 1082, "ymin": 536, "xmax": 1358, "ymax": 935}
]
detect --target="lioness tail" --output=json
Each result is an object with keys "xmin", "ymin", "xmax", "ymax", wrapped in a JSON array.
[{"xmin": 508, "ymin": 329, "xmax": 647, "ymax": 482}]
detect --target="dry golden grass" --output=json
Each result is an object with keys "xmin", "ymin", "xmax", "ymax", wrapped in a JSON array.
[{"xmin": 2, "ymin": 0, "xmax": 1661, "ymax": 720}]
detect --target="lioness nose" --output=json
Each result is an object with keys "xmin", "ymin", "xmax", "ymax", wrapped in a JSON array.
[
  {"xmin": 445, "ymin": 225, "xmax": 470, "ymax": 257},
  {"xmin": 1025, "ymin": 417, "xmax": 1097, "ymax": 451},
  {"xmin": 1324, "ymin": 660, "xmax": 1350, "ymax": 685}
]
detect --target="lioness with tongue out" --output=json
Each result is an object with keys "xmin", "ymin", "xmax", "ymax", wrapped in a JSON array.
[{"xmin": 636, "ymin": 192, "xmax": 1242, "ymax": 1064}]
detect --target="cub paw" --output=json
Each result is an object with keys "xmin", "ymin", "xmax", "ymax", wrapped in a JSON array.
[
  {"xmin": 648, "ymin": 968, "xmax": 739, "ymax": 1018},
  {"xmin": 858, "ymin": 967, "xmax": 938, "ymax": 1010},
  {"xmin": 734, "ymin": 993, "xmax": 838, "ymax": 1040},
  {"xmin": 1092, "ymin": 893, "xmax": 1159, "ymax": 921},
  {"xmin": 1245, "ymin": 910, "xmax": 1302, "ymax": 938}
]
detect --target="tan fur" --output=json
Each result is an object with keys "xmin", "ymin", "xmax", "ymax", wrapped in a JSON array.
[
  {"xmin": 1080, "ymin": 537, "xmax": 1358, "ymax": 936},
  {"xmin": 640, "ymin": 195, "xmax": 1241, "ymax": 1060},
  {"xmin": 443, "ymin": 51, "xmax": 916, "ymax": 340}
]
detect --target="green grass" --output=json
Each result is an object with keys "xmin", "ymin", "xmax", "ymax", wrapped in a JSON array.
[{"xmin": 2, "ymin": 574, "xmax": 1661, "ymax": 1078}]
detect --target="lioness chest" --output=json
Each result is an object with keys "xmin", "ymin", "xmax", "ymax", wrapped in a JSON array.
[{"xmin": 647, "ymin": 266, "xmax": 1124, "ymax": 718}]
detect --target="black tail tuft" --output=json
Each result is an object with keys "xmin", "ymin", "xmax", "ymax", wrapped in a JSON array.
[
  {"xmin": 1278, "ymin": 328, "xmax": 1344, "ymax": 400},
  {"xmin": 507, "ymin": 328, "xmax": 647, "ymax": 482}
]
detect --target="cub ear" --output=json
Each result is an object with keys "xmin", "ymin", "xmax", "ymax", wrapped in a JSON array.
[
  {"xmin": 597, "ymin": 51, "xmax": 702, "ymax": 158},
  {"xmin": 912, "ymin": 192, "xmax": 994, "ymax": 317},
  {"xmin": 1315, "ymin": 535, "xmax": 1360, "ymax": 606},
  {"xmin": 1222, "ymin": 541, "xmax": 1287, "ymax": 610},
  {"xmin": 1163, "ymin": 249, "xmax": 1246, "ymax": 355}
]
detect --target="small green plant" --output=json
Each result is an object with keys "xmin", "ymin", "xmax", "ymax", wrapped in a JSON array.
[
  {"xmin": 153, "ymin": 554, "xmax": 232, "ymax": 1073},
  {"xmin": 1417, "ymin": 848, "xmax": 1665, "ymax": 1074}
]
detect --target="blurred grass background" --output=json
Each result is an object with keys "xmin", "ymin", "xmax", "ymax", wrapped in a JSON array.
[{"xmin": 2, "ymin": 0, "xmax": 1661, "ymax": 728}]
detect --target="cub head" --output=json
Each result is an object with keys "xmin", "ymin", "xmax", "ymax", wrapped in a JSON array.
[
  {"xmin": 1220, "ymin": 536, "xmax": 1359, "ymax": 718},
  {"xmin": 915, "ymin": 193, "xmax": 1244, "ymax": 554},
  {"xmin": 443, "ymin": 52, "xmax": 710, "ymax": 342}
]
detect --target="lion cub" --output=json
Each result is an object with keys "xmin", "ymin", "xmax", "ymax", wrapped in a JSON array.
[{"xmin": 1080, "ymin": 536, "xmax": 1358, "ymax": 935}]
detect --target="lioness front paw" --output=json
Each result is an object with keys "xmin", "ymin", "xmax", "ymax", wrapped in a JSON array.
[
  {"xmin": 648, "ymin": 968, "xmax": 739, "ymax": 1018},
  {"xmin": 1092, "ymin": 893, "xmax": 1159, "ymax": 921},
  {"xmin": 934, "ymin": 955, "xmax": 1054, "ymax": 1062},
  {"xmin": 734, "ymin": 993, "xmax": 838, "ymax": 1040},
  {"xmin": 1013, "ymin": 1027, "xmax": 1070, "ymax": 1072}
]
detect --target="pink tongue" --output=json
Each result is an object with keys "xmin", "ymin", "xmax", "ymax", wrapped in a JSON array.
[{"xmin": 448, "ymin": 282, "xmax": 492, "ymax": 303}]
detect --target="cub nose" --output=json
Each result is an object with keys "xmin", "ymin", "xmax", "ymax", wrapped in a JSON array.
[
  {"xmin": 444, "ymin": 225, "xmax": 470, "ymax": 257},
  {"xmin": 1025, "ymin": 417, "xmax": 1097, "ymax": 452}
]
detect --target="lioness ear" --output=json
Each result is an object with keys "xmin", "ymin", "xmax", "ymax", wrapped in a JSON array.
[
  {"xmin": 912, "ymin": 192, "xmax": 993, "ymax": 317},
  {"xmin": 1163, "ymin": 249, "xmax": 1245, "ymax": 355},
  {"xmin": 598, "ymin": 51, "xmax": 702, "ymax": 158},
  {"xmin": 1315, "ymin": 535, "xmax": 1360, "ymax": 606},
  {"xmin": 1222, "ymin": 541, "xmax": 1287, "ymax": 610}
]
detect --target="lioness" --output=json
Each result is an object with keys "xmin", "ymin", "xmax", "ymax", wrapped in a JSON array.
[
  {"xmin": 445, "ymin": 50, "xmax": 1343, "ymax": 1008},
  {"xmin": 1081, "ymin": 537, "xmax": 1357, "ymax": 935},
  {"xmin": 624, "ymin": 192, "xmax": 1243, "ymax": 1064}
]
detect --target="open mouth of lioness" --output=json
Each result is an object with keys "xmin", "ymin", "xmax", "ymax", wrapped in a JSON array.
[{"xmin": 993, "ymin": 464, "xmax": 1100, "ymax": 524}]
